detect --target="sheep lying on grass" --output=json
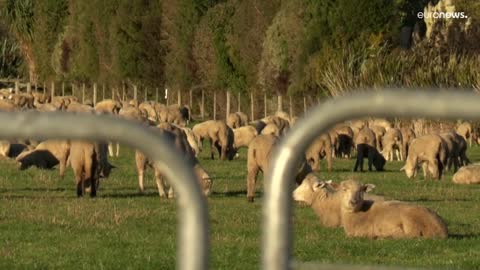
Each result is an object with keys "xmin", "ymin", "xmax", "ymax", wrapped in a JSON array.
[
  {"xmin": 452, "ymin": 165, "xmax": 480, "ymax": 184},
  {"xmin": 339, "ymin": 179, "xmax": 448, "ymax": 239},
  {"xmin": 293, "ymin": 177, "xmax": 383, "ymax": 228},
  {"xmin": 16, "ymin": 140, "xmax": 71, "ymax": 177}
]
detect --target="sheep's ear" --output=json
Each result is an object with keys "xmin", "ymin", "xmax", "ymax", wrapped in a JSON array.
[
  {"xmin": 316, "ymin": 182, "xmax": 328, "ymax": 189},
  {"xmin": 363, "ymin": 184, "xmax": 376, "ymax": 193}
]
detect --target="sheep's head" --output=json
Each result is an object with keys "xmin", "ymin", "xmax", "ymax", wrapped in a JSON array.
[
  {"xmin": 194, "ymin": 164, "xmax": 213, "ymax": 196},
  {"xmin": 292, "ymin": 174, "xmax": 325, "ymax": 204},
  {"xmin": 400, "ymin": 156, "xmax": 417, "ymax": 178},
  {"xmin": 339, "ymin": 180, "xmax": 375, "ymax": 212}
]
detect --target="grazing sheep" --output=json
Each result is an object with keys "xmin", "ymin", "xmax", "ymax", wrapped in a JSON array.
[
  {"xmin": 95, "ymin": 99, "xmax": 122, "ymax": 114},
  {"xmin": 32, "ymin": 92, "xmax": 51, "ymax": 105},
  {"xmin": 233, "ymin": 126, "xmax": 258, "ymax": 149},
  {"xmin": 305, "ymin": 134, "xmax": 333, "ymax": 172},
  {"xmin": 456, "ymin": 122, "xmax": 473, "ymax": 147},
  {"xmin": 235, "ymin": 111, "xmax": 248, "ymax": 126},
  {"xmin": 261, "ymin": 123, "xmax": 280, "ymax": 137},
  {"xmin": 8, "ymin": 93, "xmax": 34, "ymax": 109},
  {"xmin": 274, "ymin": 110, "xmax": 291, "ymax": 124},
  {"xmin": 192, "ymin": 120, "xmax": 236, "ymax": 160},
  {"xmin": 353, "ymin": 127, "xmax": 385, "ymax": 172},
  {"xmin": 452, "ymin": 165, "xmax": 480, "ymax": 184},
  {"xmin": 257, "ymin": 116, "xmax": 290, "ymax": 136},
  {"xmin": 381, "ymin": 128, "xmax": 404, "ymax": 161},
  {"xmin": 70, "ymin": 141, "xmax": 114, "ymax": 197},
  {"xmin": 227, "ymin": 112, "xmax": 242, "ymax": 129},
  {"xmin": 370, "ymin": 125, "xmax": 386, "ymax": 152},
  {"xmin": 368, "ymin": 118, "xmax": 393, "ymax": 131},
  {"xmin": 333, "ymin": 125, "xmax": 354, "ymax": 159},
  {"xmin": 136, "ymin": 125, "xmax": 212, "ymax": 197},
  {"xmin": 158, "ymin": 104, "xmax": 188, "ymax": 126},
  {"xmin": 293, "ymin": 177, "xmax": 383, "ymax": 228},
  {"xmin": 400, "ymin": 127, "xmax": 416, "ymax": 160},
  {"xmin": 138, "ymin": 102, "xmax": 158, "ymax": 122},
  {"xmin": 182, "ymin": 127, "xmax": 200, "ymax": 157},
  {"xmin": 401, "ymin": 134, "xmax": 447, "ymax": 180},
  {"xmin": 439, "ymin": 132, "xmax": 469, "ymax": 172},
  {"xmin": 247, "ymin": 134, "xmax": 311, "ymax": 202},
  {"xmin": 15, "ymin": 140, "xmax": 70, "ymax": 177},
  {"xmin": 338, "ymin": 179, "xmax": 448, "ymax": 239}
]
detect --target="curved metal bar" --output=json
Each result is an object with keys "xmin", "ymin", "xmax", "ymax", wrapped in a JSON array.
[
  {"xmin": 0, "ymin": 111, "xmax": 208, "ymax": 270},
  {"xmin": 263, "ymin": 89, "xmax": 480, "ymax": 270}
]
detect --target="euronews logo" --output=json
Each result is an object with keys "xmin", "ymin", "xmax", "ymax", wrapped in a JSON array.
[{"xmin": 417, "ymin": 11, "xmax": 468, "ymax": 19}]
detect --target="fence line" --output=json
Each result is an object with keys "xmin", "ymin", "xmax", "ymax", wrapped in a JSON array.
[
  {"xmin": 0, "ymin": 111, "xmax": 209, "ymax": 270},
  {"xmin": 263, "ymin": 89, "xmax": 480, "ymax": 270}
]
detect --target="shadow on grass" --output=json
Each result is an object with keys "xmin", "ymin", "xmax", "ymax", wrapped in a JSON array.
[
  {"xmin": 402, "ymin": 198, "xmax": 472, "ymax": 202},
  {"xmin": 449, "ymin": 233, "xmax": 480, "ymax": 239}
]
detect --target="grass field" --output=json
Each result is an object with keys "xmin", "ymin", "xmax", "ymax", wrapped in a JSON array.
[{"xmin": 1, "ymin": 139, "xmax": 480, "ymax": 269}]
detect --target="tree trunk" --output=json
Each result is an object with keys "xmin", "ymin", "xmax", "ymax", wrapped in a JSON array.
[
  {"xmin": 102, "ymin": 84, "xmax": 105, "ymax": 100},
  {"xmin": 15, "ymin": 80, "xmax": 19, "ymax": 94},
  {"xmin": 72, "ymin": 84, "xmax": 75, "ymax": 97},
  {"xmin": 156, "ymin": 88, "xmax": 159, "ymax": 102},
  {"xmin": 226, "ymin": 91, "xmax": 231, "ymax": 120},
  {"xmin": 133, "ymin": 85, "xmax": 138, "ymax": 101},
  {"xmin": 62, "ymin": 82, "xmax": 65, "ymax": 97},
  {"xmin": 82, "ymin": 83, "xmax": 85, "ymax": 103},
  {"xmin": 144, "ymin": 88, "xmax": 148, "ymax": 102},
  {"xmin": 277, "ymin": 95, "xmax": 283, "ymax": 112},
  {"xmin": 19, "ymin": 41, "xmax": 37, "ymax": 84},
  {"xmin": 51, "ymin": 82, "xmax": 55, "ymax": 97}
]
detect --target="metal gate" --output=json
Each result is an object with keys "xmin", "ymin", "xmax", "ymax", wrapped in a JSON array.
[{"xmin": 1, "ymin": 90, "xmax": 478, "ymax": 269}]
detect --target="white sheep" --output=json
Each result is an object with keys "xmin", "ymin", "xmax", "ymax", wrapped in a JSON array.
[{"xmin": 338, "ymin": 179, "xmax": 448, "ymax": 239}]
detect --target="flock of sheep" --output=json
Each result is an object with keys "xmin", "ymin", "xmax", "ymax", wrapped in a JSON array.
[{"xmin": 1, "ymin": 86, "xmax": 479, "ymax": 240}]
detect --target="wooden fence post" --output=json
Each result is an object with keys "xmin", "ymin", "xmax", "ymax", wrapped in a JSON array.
[
  {"xmin": 264, "ymin": 92, "xmax": 267, "ymax": 117},
  {"xmin": 102, "ymin": 84, "xmax": 105, "ymax": 100},
  {"xmin": 14, "ymin": 80, "xmax": 19, "ymax": 94},
  {"xmin": 303, "ymin": 96, "xmax": 307, "ymax": 114},
  {"xmin": 238, "ymin": 92, "xmax": 241, "ymax": 112},
  {"xmin": 166, "ymin": 88, "xmax": 169, "ymax": 106},
  {"xmin": 93, "ymin": 83, "xmax": 97, "ymax": 105},
  {"xmin": 189, "ymin": 89, "xmax": 193, "ymax": 111},
  {"xmin": 277, "ymin": 95, "xmax": 283, "ymax": 112},
  {"xmin": 51, "ymin": 82, "xmax": 55, "ymax": 97},
  {"xmin": 72, "ymin": 83, "xmax": 75, "ymax": 97},
  {"xmin": 34, "ymin": 83, "xmax": 37, "ymax": 92},
  {"xmin": 156, "ymin": 88, "xmax": 159, "ymax": 102},
  {"xmin": 62, "ymin": 82, "xmax": 65, "ymax": 96},
  {"xmin": 133, "ymin": 85, "xmax": 138, "ymax": 101},
  {"xmin": 226, "ymin": 91, "xmax": 231, "ymax": 119},
  {"xmin": 122, "ymin": 84, "xmax": 126, "ymax": 101},
  {"xmin": 213, "ymin": 91, "xmax": 217, "ymax": 121},
  {"xmin": 201, "ymin": 89, "xmax": 205, "ymax": 120},
  {"xmin": 26, "ymin": 82, "xmax": 31, "ymax": 94},
  {"xmin": 177, "ymin": 90, "xmax": 181, "ymax": 106},
  {"xmin": 82, "ymin": 83, "xmax": 85, "ymax": 104},
  {"xmin": 289, "ymin": 95, "xmax": 293, "ymax": 118},
  {"xmin": 43, "ymin": 82, "xmax": 46, "ymax": 95},
  {"xmin": 250, "ymin": 92, "xmax": 254, "ymax": 121}
]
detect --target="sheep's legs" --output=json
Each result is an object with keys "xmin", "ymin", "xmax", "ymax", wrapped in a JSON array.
[
  {"xmin": 247, "ymin": 166, "xmax": 259, "ymax": 202},
  {"xmin": 154, "ymin": 170, "xmax": 168, "ymax": 197}
]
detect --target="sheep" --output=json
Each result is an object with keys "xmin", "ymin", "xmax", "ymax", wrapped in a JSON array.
[
  {"xmin": 8, "ymin": 93, "xmax": 34, "ymax": 109},
  {"xmin": 274, "ymin": 110, "xmax": 291, "ymax": 124},
  {"xmin": 452, "ymin": 165, "xmax": 480, "ymax": 184},
  {"xmin": 332, "ymin": 124, "xmax": 354, "ymax": 159},
  {"xmin": 0, "ymin": 140, "xmax": 11, "ymax": 158},
  {"xmin": 261, "ymin": 123, "xmax": 280, "ymax": 137},
  {"xmin": 439, "ymin": 132, "xmax": 469, "ymax": 172},
  {"xmin": 157, "ymin": 104, "xmax": 188, "ymax": 126},
  {"xmin": 135, "ymin": 124, "xmax": 212, "ymax": 197},
  {"xmin": 456, "ymin": 122, "xmax": 473, "ymax": 147},
  {"xmin": 353, "ymin": 127, "xmax": 385, "ymax": 172},
  {"xmin": 381, "ymin": 128, "xmax": 404, "ymax": 161},
  {"xmin": 338, "ymin": 179, "xmax": 448, "ymax": 239},
  {"xmin": 400, "ymin": 127, "xmax": 416, "ymax": 160},
  {"xmin": 32, "ymin": 92, "xmax": 51, "ymax": 105},
  {"xmin": 138, "ymin": 102, "xmax": 158, "ymax": 122},
  {"xmin": 95, "ymin": 99, "xmax": 122, "ymax": 114},
  {"xmin": 66, "ymin": 102, "xmax": 94, "ymax": 113},
  {"xmin": 227, "ymin": 112, "xmax": 242, "ymax": 129},
  {"xmin": 70, "ymin": 141, "xmax": 114, "ymax": 197},
  {"xmin": 181, "ymin": 127, "xmax": 200, "ymax": 157},
  {"xmin": 370, "ymin": 125, "xmax": 386, "ymax": 152},
  {"xmin": 35, "ymin": 102, "xmax": 57, "ymax": 112},
  {"xmin": 368, "ymin": 118, "xmax": 393, "ymax": 131},
  {"xmin": 247, "ymin": 134, "xmax": 311, "ymax": 202},
  {"xmin": 256, "ymin": 116, "xmax": 290, "ymax": 136},
  {"xmin": 305, "ymin": 133, "xmax": 333, "ymax": 172},
  {"xmin": 233, "ymin": 125, "xmax": 258, "ymax": 149},
  {"xmin": 293, "ymin": 177, "xmax": 383, "ymax": 228},
  {"xmin": 15, "ymin": 140, "xmax": 70, "ymax": 177},
  {"xmin": 235, "ymin": 111, "xmax": 248, "ymax": 126},
  {"xmin": 401, "ymin": 134, "xmax": 447, "ymax": 180},
  {"xmin": 192, "ymin": 120, "xmax": 236, "ymax": 160},
  {"xmin": 0, "ymin": 100, "xmax": 17, "ymax": 112}
]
